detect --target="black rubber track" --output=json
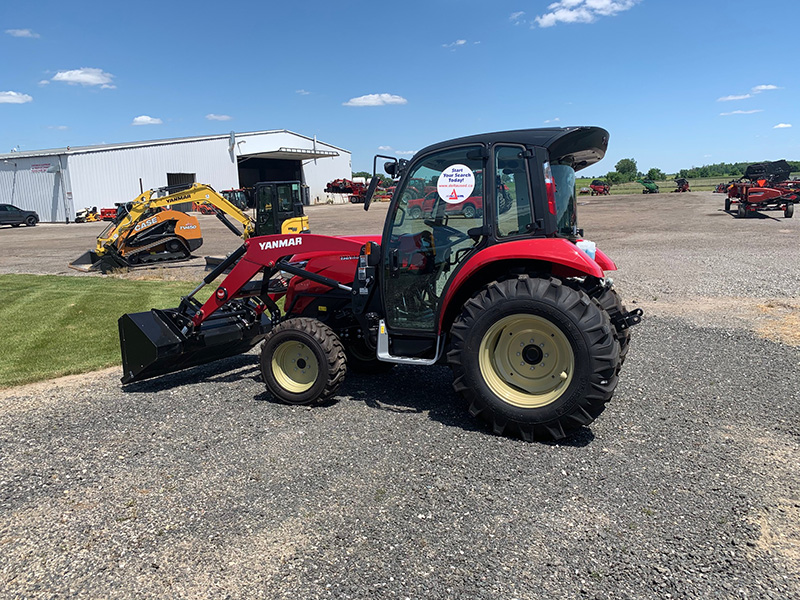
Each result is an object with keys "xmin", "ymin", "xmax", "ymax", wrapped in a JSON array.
[
  {"xmin": 447, "ymin": 275, "xmax": 621, "ymax": 442},
  {"xmin": 260, "ymin": 317, "xmax": 347, "ymax": 405}
]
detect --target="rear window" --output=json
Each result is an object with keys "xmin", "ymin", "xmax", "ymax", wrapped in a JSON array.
[{"xmin": 551, "ymin": 165, "xmax": 577, "ymax": 237}]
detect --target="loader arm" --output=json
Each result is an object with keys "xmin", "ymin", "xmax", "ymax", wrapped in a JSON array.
[{"xmin": 96, "ymin": 183, "xmax": 255, "ymax": 256}]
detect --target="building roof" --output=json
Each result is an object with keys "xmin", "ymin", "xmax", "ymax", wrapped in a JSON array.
[{"xmin": 0, "ymin": 129, "xmax": 350, "ymax": 160}]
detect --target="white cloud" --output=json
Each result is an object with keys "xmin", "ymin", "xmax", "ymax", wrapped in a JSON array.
[
  {"xmin": 52, "ymin": 67, "xmax": 115, "ymax": 89},
  {"xmin": 38, "ymin": 80, "xmax": 50, "ymax": 86},
  {"xmin": 0, "ymin": 91, "xmax": 33, "ymax": 104},
  {"xmin": 206, "ymin": 113, "xmax": 232, "ymax": 121},
  {"xmin": 773, "ymin": 123, "xmax": 792, "ymax": 129},
  {"xmin": 48, "ymin": 125, "xmax": 68, "ymax": 130},
  {"xmin": 378, "ymin": 145, "xmax": 393, "ymax": 151},
  {"xmin": 510, "ymin": 11, "xmax": 526, "ymax": 24},
  {"xmin": 296, "ymin": 89, "xmax": 311, "ymax": 95},
  {"xmin": 396, "ymin": 150, "xmax": 416, "ymax": 156},
  {"xmin": 131, "ymin": 115, "xmax": 163, "ymax": 126},
  {"xmin": 718, "ymin": 84, "xmax": 781, "ymax": 102},
  {"xmin": 443, "ymin": 39, "xmax": 467, "ymax": 48},
  {"xmin": 544, "ymin": 117, "xmax": 561, "ymax": 124},
  {"xmin": 6, "ymin": 29, "xmax": 39, "ymax": 38},
  {"xmin": 343, "ymin": 93, "xmax": 408, "ymax": 107},
  {"xmin": 718, "ymin": 94, "xmax": 751, "ymax": 102},
  {"xmin": 534, "ymin": 0, "xmax": 639, "ymax": 27},
  {"xmin": 720, "ymin": 109, "xmax": 763, "ymax": 116}
]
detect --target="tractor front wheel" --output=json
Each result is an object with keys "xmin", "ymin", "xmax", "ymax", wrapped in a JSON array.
[
  {"xmin": 785, "ymin": 203, "xmax": 794, "ymax": 218},
  {"xmin": 737, "ymin": 203, "xmax": 747, "ymax": 218},
  {"xmin": 260, "ymin": 318, "xmax": 347, "ymax": 405},
  {"xmin": 725, "ymin": 198, "xmax": 731, "ymax": 211},
  {"xmin": 448, "ymin": 276, "xmax": 620, "ymax": 441}
]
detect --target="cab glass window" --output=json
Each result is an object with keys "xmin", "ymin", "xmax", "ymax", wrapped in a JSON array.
[
  {"xmin": 495, "ymin": 146, "xmax": 532, "ymax": 237},
  {"xmin": 383, "ymin": 146, "xmax": 484, "ymax": 330}
]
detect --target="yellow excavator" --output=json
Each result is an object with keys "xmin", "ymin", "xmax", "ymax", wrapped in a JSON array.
[{"xmin": 69, "ymin": 182, "xmax": 309, "ymax": 273}]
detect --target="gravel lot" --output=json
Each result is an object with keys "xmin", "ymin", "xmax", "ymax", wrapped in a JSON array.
[{"xmin": 1, "ymin": 193, "xmax": 798, "ymax": 598}]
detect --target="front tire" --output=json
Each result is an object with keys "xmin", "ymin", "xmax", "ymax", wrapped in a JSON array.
[
  {"xmin": 785, "ymin": 203, "xmax": 794, "ymax": 218},
  {"xmin": 25, "ymin": 216, "xmax": 37, "ymax": 226},
  {"xmin": 260, "ymin": 318, "xmax": 346, "ymax": 405},
  {"xmin": 737, "ymin": 203, "xmax": 746, "ymax": 218},
  {"xmin": 725, "ymin": 198, "xmax": 731, "ymax": 211},
  {"xmin": 448, "ymin": 276, "xmax": 620, "ymax": 441},
  {"xmin": 462, "ymin": 203, "xmax": 477, "ymax": 219}
]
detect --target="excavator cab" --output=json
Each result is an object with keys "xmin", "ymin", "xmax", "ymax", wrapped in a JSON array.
[{"xmin": 253, "ymin": 181, "xmax": 310, "ymax": 236}]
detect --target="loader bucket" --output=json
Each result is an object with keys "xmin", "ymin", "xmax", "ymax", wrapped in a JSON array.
[
  {"xmin": 119, "ymin": 307, "xmax": 271, "ymax": 384},
  {"xmin": 68, "ymin": 250, "xmax": 129, "ymax": 273}
]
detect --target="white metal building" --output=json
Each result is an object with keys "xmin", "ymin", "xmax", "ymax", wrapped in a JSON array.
[{"xmin": 0, "ymin": 130, "xmax": 351, "ymax": 222}]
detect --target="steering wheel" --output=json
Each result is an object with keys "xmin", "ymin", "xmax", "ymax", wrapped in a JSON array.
[{"xmin": 424, "ymin": 220, "xmax": 471, "ymax": 246}]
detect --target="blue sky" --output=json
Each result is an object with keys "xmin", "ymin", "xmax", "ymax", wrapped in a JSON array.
[{"xmin": 1, "ymin": 0, "xmax": 798, "ymax": 176}]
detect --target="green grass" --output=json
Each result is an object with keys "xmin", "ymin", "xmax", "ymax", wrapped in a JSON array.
[
  {"xmin": 0, "ymin": 274, "xmax": 207, "ymax": 388},
  {"xmin": 577, "ymin": 172, "xmax": 800, "ymax": 195}
]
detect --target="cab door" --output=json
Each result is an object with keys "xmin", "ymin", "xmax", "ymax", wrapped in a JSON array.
[{"xmin": 381, "ymin": 145, "xmax": 486, "ymax": 333}]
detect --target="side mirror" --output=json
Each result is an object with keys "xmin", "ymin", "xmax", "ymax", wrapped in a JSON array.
[
  {"xmin": 384, "ymin": 162, "xmax": 397, "ymax": 177},
  {"xmin": 363, "ymin": 177, "xmax": 381, "ymax": 212}
]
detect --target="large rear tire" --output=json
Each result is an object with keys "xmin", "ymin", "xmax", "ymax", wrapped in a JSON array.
[
  {"xmin": 260, "ymin": 318, "xmax": 346, "ymax": 405},
  {"xmin": 448, "ymin": 276, "xmax": 620, "ymax": 441}
]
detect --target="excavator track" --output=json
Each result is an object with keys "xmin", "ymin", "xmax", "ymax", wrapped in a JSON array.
[{"xmin": 125, "ymin": 236, "xmax": 192, "ymax": 266}]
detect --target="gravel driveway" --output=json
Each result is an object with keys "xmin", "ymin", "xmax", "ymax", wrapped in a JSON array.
[{"xmin": 1, "ymin": 192, "xmax": 798, "ymax": 598}]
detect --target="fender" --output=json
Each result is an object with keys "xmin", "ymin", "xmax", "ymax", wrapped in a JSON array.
[{"xmin": 440, "ymin": 237, "xmax": 614, "ymax": 320}]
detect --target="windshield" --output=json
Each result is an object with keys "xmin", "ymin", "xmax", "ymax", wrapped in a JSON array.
[{"xmin": 551, "ymin": 164, "xmax": 577, "ymax": 237}]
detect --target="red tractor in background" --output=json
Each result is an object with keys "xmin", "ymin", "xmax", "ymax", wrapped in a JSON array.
[
  {"xmin": 673, "ymin": 178, "xmax": 690, "ymax": 193},
  {"xmin": 325, "ymin": 178, "xmax": 370, "ymax": 203},
  {"xmin": 589, "ymin": 179, "xmax": 610, "ymax": 195},
  {"xmin": 118, "ymin": 127, "xmax": 641, "ymax": 442},
  {"xmin": 726, "ymin": 160, "xmax": 798, "ymax": 218}
]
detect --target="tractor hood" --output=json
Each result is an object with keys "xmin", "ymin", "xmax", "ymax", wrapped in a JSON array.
[{"xmin": 414, "ymin": 127, "xmax": 609, "ymax": 172}]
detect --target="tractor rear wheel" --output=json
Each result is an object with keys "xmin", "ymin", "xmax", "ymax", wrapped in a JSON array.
[
  {"xmin": 448, "ymin": 276, "xmax": 620, "ymax": 441},
  {"xmin": 595, "ymin": 287, "xmax": 631, "ymax": 368},
  {"xmin": 260, "ymin": 317, "xmax": 346, "ymax": 405},
  {"xmin": 785, "ymin": 203, "xmax": 794, "ymax": 218}
]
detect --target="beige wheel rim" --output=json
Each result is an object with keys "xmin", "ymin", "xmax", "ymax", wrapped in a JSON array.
[
  {"xmin": 478, "ymin": 314, "xmax": 574, "ymax": 408},
  {"xmin": 271, "ymin": 340, "xmax": 319, "ymax": 393}
]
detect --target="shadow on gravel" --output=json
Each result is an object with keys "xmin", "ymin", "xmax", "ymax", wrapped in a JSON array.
[
  {"xmin": 120, "ymin": 354, "xmax": 261, "ymax": 393},
  {"xmin": 724, "ymin": 209, "xmax": 782, "ymax": 221}
]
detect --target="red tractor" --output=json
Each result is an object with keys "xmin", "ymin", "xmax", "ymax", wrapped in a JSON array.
[
  {"xmin": 673, "ymin": 178, "xmax": 690, "ymax": 193},
  {"xmin": 726, "ymin": 160, "xmax": 798, "ymax": 218},
  {"xmin": 589, "ymin": 179, "xmax": 610, "ymax": 195},
  {"xmin": 118, "ymin": 127, "xmax": 641, "ymax": 442}
]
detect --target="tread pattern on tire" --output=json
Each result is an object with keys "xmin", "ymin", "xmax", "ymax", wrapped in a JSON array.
[
  {"xmin": 447, "ymin": 275, "xmax": 620, "ymax": 442},
  {"xmin": 261, "ymin": 317, "xmax": 347, "ymax": 404}
]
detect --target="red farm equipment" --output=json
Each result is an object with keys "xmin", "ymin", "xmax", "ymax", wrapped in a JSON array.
[
  {"xmin": 325, "ymin": 178, "xmax": 371, "ymax": 203},
  {"xmin": 117, "ymin": 127, "xmax": 642, "ymax": 442},
  {"xmin": 672, "ymin": 178, "xmax": 690, "ymax": 193},
  {"xmin": 725, "ymin": 160, "xmax": 798, "ymax": 218},
  {"xmin": 589, "ymin": 179, "xmax": 610, "ymax": 195}
]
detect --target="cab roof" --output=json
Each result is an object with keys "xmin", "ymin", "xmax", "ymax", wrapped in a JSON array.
[{"xmin": 415, "ymin": 127, "xmax": 609, "ymax": 172}]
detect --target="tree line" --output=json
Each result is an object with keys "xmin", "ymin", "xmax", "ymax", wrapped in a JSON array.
[{"xmin": 602, "ymin": 159, "xmax": 800, "ymax": 184}]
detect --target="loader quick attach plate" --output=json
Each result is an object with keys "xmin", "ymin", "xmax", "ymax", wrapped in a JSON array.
[{"xmin": 119, "ymin": 307, "xmax": 272, "ymax": 384}]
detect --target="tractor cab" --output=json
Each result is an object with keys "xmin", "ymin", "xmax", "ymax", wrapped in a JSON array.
[
  {"xmin": 252, "ymin": 181, "xmax": 310, "ymax": 236},
  {"xmin": 364, "ymin": 128, "xmax": 607, "ymax": 345}
]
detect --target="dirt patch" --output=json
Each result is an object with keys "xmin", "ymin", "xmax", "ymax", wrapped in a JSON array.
[{"xmin": 638, "ymin": 297, "xmax": 800, "ymax": 346}]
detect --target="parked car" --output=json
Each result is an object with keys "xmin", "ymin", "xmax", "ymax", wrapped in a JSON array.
[{"xmin": 0, "ymin": 204, "xmax": 39, "ymax": 227}]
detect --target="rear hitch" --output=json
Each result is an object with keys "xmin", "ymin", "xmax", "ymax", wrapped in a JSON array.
[{"xmin": 613, "ymin": 307, "xmax": 643, "ymax": 331}]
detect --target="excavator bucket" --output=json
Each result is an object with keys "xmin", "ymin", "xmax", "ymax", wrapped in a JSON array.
[
  {"xmin": 69, "ymin": 250, "xmax": 129, "ymax": 273},
  {"xmin": 119, "ymin": 306, "xmax": 271, "ymax": 384}
]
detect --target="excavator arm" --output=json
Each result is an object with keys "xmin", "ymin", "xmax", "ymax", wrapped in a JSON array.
[
  {"xmin": 70, "ymin": 183, "xmax": 256, "ymax": 273},
  {"xmin": 96, "ymin": 183, "xmax": 255, "ymax": 254}
]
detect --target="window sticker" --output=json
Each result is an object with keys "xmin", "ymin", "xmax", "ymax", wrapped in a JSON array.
[{"xmin": 437, "ymin": 164, "xmax": 475, "ymax": 204}]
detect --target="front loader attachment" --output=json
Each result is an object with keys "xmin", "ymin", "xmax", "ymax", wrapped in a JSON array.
[
  {"xmin": 119, "ymin": 304, "xmax": 272, "ymax": 384},
  {"xmin": 68, "ymin": 249, "xmax": 129, "ymax": 273}
]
